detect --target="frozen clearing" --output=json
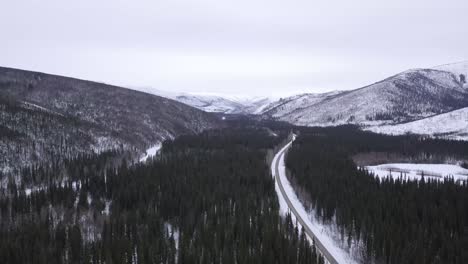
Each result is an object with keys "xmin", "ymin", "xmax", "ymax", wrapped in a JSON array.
[
  {"xmin": 139, "ymin": 143, "xmax": 162, "ymax": 162},
  {"xmin": 272, "ymin": 137, "xmax": 358, "ymax": 264},
  {"xmin": 365, "ymin": 163, "xmax": 468, "ymax": 183},
  {"xmin": 366, "ymin": 107, "xmax": 468, "ymax": 141}
]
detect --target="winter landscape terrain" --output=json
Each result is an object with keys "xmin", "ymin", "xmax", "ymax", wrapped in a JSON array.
[
  {"xmin": 365, "ymin": 163, "xmax": 468, "ymax": 183},
  {"xmin": 272, "ymin": 136, "xmax": 358, "ymax": 264},
  {"xmin": 367, "ymin": 107, "xmax": 468, "ymax": 140},
  {"xmin": 3, "ymin": 0, "xmax": 468, "ymax": 262},
  {"xmin": 173, "ymin": 61, "xmax": 468, "ymax": 140},
  {"xmin": 151, "ymin": 89, "xmax": 275, "ymax": 115},
  {"xmin": 0, "ymin": 66, "xmax": 220, "ymax": 176},
  {"xmin": 1, "ymin": 61, "xmax": 468, "ymax": 264}
]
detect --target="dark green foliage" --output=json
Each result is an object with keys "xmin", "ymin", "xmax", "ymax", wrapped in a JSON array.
[
  {"xmin": 0, "ymin": 126, "xmax": 322, "ymax": 264},
  {"xmin": 0, "ymin": 66, "xmax": 220, "ymax": 175},
  {"xmin": 287, "ymin": 126, "xmax": 468, "ymax": 263}
]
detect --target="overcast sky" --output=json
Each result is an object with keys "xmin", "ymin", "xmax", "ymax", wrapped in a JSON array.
[{"xmin": 2, "ymin": 0, "xmax": 467, "ymax": 97}]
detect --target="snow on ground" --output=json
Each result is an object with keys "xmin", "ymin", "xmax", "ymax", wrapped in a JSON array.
[
  {"xmin": 433, "ymin": 60, "xmax": 468, "ymax": 78},
  {"xmin": 366, "ymin": 107, "xmax": 468, "ymax": 141},
  {"xmin": 272, "ymin": 140, "xmax": 358, "ymax": 264},
  {"xmin": 164, "ymin": 222, "xmax": 180, "ymax": 250},
  {"xmin": 91, "ymin": 136, "xmax": 129, "ymax": 153},
  {"xmin": 103, "ymin": 200, "xmax": 112, "ymax": 216},
  {"xmin": 139, "ymin": 143, "xmax": 162, "ymax": 162},
  {"xmin": 152, "ymin": 89, "xmax": 276, "ymax": 115},
  {"xmin": 365, "ymin": 163, "xmax": 468, "ymax": 183}
]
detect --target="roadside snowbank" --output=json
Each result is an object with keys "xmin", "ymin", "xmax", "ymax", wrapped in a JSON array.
[{"xmin": 272, "ymin": 140, "xmax": 358, "ymax": 264}]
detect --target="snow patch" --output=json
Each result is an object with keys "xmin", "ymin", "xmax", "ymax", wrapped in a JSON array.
[
  {"xmin": 433, "ymin": 60, "xmax": 468, "ymax": 79},
  {"xmin": 103, "ymin": 200, "xmax": 112, "ymax": 216},
  {"xmin": 366, "ymin": 107, "xmax": 468, "ymax": 141},
  {"xmin": 165, "ymin": 222, "xmax": 180, "ymax": 250},
  {"xmin": 365, "ymin": 163, "xmax": 468, "ymax": 183},
  {"xmin": 139, "ymin": 143, "xmax": 162, "ymax": 162}
]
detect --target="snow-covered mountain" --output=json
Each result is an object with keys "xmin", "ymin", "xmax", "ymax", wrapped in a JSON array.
[
  {"xmin": 239, "ymin": 97, "xmax": 275, "ymax": 114},
  {"xmin": 258, "ymin": 91, "xmax": 345, "ymax": 119},
  {"xmin": 0, "ymin": 67, "xmax": 220, "ymax": 173},
  {"xmin": 366, "ymin": 107, "xmax": 468, "ymax": 140},
  {"xmin": 174, "ymin": 94, "xmax": 246, "ymax": 114},
  {"xmin": 152, "ymin": 90, "xmax": 274, "ymax": 114},
  {"xmin": 260, "ymin": 68, "xmax": 468, "ymax": 126},
  {"xmin": 433, "ymin": 61, "xmax": 468, "ymax": 77},
  {"xmin": 433, "ymin": 61, "xmax": 468, "ymax": 88}
]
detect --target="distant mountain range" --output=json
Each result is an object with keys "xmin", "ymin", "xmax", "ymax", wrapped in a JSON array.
[
  {"xmin": 261, "ymin": 68, "xmax": 468, "ymax": 126},
  {"xmin": 174, "ymin": 94, "xmax": 274, "ymax": 115},
  {"xmin": 0, "ymin": 67, "xmax": 220, "ymax": 174},
  {"xmin": 1, "ymin": 60, "xmax": 468, "ymax": 176},
  {"xmin": 165, "ymin": 61, "xmax": 468, "ymax": 140},
  {"xmin": 149, "ymin": 89, "xmax": 275, "ymax": 115}
]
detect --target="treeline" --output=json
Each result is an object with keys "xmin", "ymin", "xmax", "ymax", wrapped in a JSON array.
[
  {"xmin": 295, "ymin": 125, "xmax": 468, "ymax": 158},
  {"xmin": 286, "ymin": 126, "xmax": 468, "ymax": 264},
  {"xmin": 0, "ymin": 126, "xmax": 323, "ymax": 263}
]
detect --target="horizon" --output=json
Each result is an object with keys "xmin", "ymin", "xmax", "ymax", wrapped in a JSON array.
[
  {"xmin": 2, "ymin": 0, "xmax": 467, "ymax": 97},
  {"xmin": 2, "ymin": 59, "xmax": 466, "ymax": 100}
]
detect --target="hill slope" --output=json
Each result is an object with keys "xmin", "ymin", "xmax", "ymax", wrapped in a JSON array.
[
  {"xmin": 261, "ymin": 69, "xmax": 468, "ymax": 126},
  {"xmin": 0, "ymin": 66, "xmax": 220, "ymax": 174},
  {"xmin": 366, "ymin": 107, "xmax": 468, "ymax": 140},
  {"xmin": 169, "ymin": 93, "xmax": 273, "ymax": 114},
  {"xmin": 174, "ymin": 94, "xmax": 247, "ymax": 114},
  {"xmin": 433, "ymin": 61, "xmax": 468, "ymax": 88}
]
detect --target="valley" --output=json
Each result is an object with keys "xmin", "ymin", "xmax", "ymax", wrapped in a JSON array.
[
  {"xmin": 3, "ymin": 0, "xmax": 468, "ymax": 262},
  {"xmin": 170, "ymin": 61, "xmax": 468, "ymax": 140},
  {"xmin": 1, "ymin": 63, "xmax": 468, "ymax": 264}
]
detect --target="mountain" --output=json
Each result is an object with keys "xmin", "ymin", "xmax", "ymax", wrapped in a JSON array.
[
  {"xmin": 260, "ymin": 68, "xmax": 468, "ymax": 126},
  {"xmin": 366, "ymin": 107, "xmax": 468, "ymax": 140},
  {"xmin": 433, "ymin": 61, "xmax": 468, "ymax": 87},
  {"xmin": 258, "ymin": 91, "xmax": 345, "ymax": 119},
  {"xmin": 151, "ymin": 90, "xmax": 274, "ymax": 114},
  {"xmin": 174, "ymin": 94, "xmax": 274, "ymax": 114},
  {"xmin": 174, "ymin": 94, "xmax": 246, "ymax": 114},
  {"xmin": 0, "ymin": 66, "xmax": 220, "ymax": 174},
  {"xmin": 241, "ymin": 97, "xmax": 278, "ymax": 114}
]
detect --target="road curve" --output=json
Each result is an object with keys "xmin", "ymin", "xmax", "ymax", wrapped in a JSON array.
[{"xmin": 272, "ymin": 139, "xmax": 339, "ymax": 264}]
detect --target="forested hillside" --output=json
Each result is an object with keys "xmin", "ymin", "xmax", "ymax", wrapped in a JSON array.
[
  {"xmin": 0, "ymin": 96, "xmax": 131, "ymax": 177},
  {"xmin": 261, "ymin": 69, "xmax": 468, "ymax": 126},
  {"xmin": 286, "ymin": 126, "xmax": 468, "ymax": 263},
  {"xmin": 0, "ymin": 66, "xmax": 219, "ymax": 177},
  {"xmin": 0, "ymin": 125, "xmax": 324, "ymax": 264}
]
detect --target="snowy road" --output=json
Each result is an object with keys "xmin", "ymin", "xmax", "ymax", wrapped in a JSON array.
[{"xmin": 271, "ymin": 137, "xmax": 355, "ymax": 264}]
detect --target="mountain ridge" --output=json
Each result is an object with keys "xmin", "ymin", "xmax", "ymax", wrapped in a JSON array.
[
  {"xmin": 0, "ymin": 66, "xmax": 220, "ymax": 175},
  {"xmin": 259, "ymin": 67, "xmax": 468, "ymax": 126},
  {"xmin": 366, "ymin": 106, "xmax": 468, "ymax": 140}
]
